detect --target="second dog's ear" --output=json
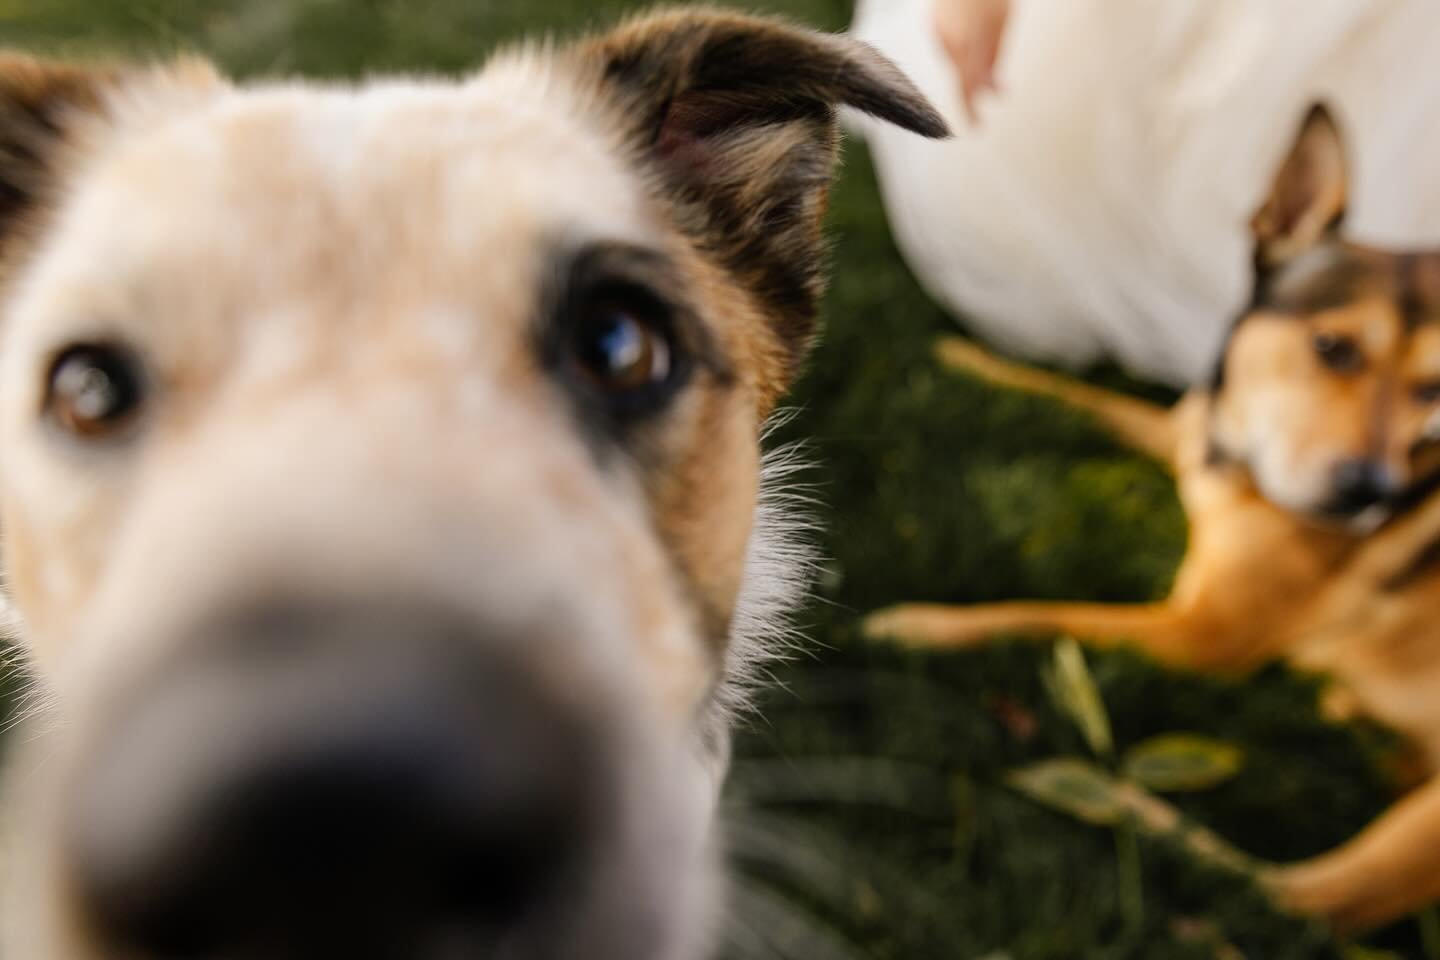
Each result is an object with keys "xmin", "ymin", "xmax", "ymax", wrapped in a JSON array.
[
  {"xmin": 1251, "ymin": 104, "xmax": 1348, "ymax": 268},
  {"xmin": 578, "ymin": 10, "xmax": 948, "ymax": 374}
]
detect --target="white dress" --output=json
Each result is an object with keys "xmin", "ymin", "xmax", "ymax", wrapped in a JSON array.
[{"xmin": 850, "ymin": 0, "xmax": 1440, "ymax": 386}]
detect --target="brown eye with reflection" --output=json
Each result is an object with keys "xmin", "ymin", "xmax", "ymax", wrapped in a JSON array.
[
  {"xmin": 47, "ymin": 345, "xmax": 144, "ymax": 439},
  {"xmin": 1414, "ymin": 381, "xmax": 1440, "ymax": 405},
  {"xmin": 1313, "ymin": 331, "xmax": 1363, "ymax": 373},
  {"xmin": 570, "ymin": 295, "xmax": 675, "ymax": 402}
]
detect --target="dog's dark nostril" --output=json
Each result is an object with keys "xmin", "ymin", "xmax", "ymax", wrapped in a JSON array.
[
  {"xmin": 66, "ymin": 606, "xmax": 604, "ymax": 958},
  {"xmin": 1329, "ymin": 458, "xmax": 1393, "ymax": 513}
]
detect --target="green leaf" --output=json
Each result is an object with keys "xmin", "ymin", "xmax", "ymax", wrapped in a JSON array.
[
  {"xmin": 1042, "ymin": 637, "xmax": 1114, "ymax": 757},
  {"xmin": 1006, "ymin": 758, "xmax": 1126, "ymax": 826},
  {"xmin": 1122, "ymin": 734, "xmax": 1245, "ymax": 793},
  {"xmin": 1009, "ymin": 757, "xmax": 1266, "ymax": 876}
]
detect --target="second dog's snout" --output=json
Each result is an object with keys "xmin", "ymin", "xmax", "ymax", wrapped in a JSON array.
[
  {"xmin": 1329, "ymin": 458, "xmax": 1398, "ymax": 515},
  {"xmin": 67, "ymin": 603, "xmax": 606, "ymax": 959}
]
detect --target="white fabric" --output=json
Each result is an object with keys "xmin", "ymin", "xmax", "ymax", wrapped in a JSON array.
[{"xmin": 850, "ymin": 0, "xmax": 1440, "ymax": 386}]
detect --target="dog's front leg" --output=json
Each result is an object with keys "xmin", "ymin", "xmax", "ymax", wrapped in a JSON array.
[
  {"xmin": 934, "ymin": 337, "xmax": 1181, "ymax": 466},
  {"xmin": 1268, "ymin": 777, "xmax": 1440, "ymax": 933},
  {"xmin": 862, "ymin": 600, "xmax": 1209, "ymax": 666}
]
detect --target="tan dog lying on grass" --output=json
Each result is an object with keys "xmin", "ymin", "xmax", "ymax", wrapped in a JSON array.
[
  {"xmin": 0, "ymin": 10, "xmax": 946, "ymax": 959},
  {"xmin": 869, "ymin": 105, "xmax": 1440, "ymax": 933}
]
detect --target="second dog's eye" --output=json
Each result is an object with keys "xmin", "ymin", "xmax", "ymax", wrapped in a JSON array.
[
  {"xmin": 47, "ymin": 345, "xmax": 144, "ymax": 439},
  {"xmin": 1313, "ymin": 331, "xmax": 1363, "ymax": 373},
  {"xmin": 570, "ymin": 295, "xmax": 675, "ymax": 402}
]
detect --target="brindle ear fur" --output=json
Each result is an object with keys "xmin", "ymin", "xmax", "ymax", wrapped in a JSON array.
[
  {"xmin": 578, "ymin": 8, "xmax": 949, "ymax": 372},
  {"xmin": 0, "ymin": 55, "xmax": 118, "ymax": 259},
  {"xmin": 1251, "ymin": 103, "xmax": 1348, "ymax": 268}
]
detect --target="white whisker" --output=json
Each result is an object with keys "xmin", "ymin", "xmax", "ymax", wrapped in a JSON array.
[{"xmin": 705, "ymin": 410, "xmax": 823, "ymax": 743}]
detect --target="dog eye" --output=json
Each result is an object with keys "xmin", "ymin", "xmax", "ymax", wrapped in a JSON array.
[
  {"xmin": 569, "ymin": 294, "xmax": 676, "ymax": 403},
  {"xmin": 1313, "ymin": 331, "xmax": 1363, "ymax": 373},
  {"xmin": 46, "ymin": 345, "xmax": 144, "ymax": 438},
  {"xmin": 1414, "ymin": 380, "xmax": 1440, "ymax": 405}
]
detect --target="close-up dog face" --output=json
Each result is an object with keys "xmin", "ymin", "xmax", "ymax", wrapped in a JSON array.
[
  {"xmin": 1210, "ymin": 107, "xmax": 1440, "ymax": 525},
  {"xmin": 0, "ymin": 11, "xmax": 944, "ymax": 960}
]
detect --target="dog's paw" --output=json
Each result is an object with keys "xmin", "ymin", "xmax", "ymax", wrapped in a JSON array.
[
  {"xmin": 1262, "ymin": 861, "xmax": 1386, "ymax": 935},
  {"xmin": 861, "ymin": 604, "xmax": 988, "ymax": 648}
]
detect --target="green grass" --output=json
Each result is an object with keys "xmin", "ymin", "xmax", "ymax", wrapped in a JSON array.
[{"xmin": 0, "ymin": 1, "xmax": 1418, "ymax": 956}]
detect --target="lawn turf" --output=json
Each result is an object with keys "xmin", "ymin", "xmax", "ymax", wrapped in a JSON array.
[{"xmin": 0, "ymin": 1, "xmax": 1422, "ymax": 956}]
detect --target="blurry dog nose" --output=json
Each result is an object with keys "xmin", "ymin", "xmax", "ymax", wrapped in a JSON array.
[
  {"xmin": 1329, "ymin": 458, "xmax": 1395, "ymax": 514},
  {"xmin": 67, "ymin": 603, "xmax": 605, "ymax": 959}
]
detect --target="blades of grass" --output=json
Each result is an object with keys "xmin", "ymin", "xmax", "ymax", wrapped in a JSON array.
[
  {"xmin": 725, "ymin": 814, "xmax": 872, "ymax": 917},
  {"xmin": 1170, "ymin": 918, "xmax": 1245, "ymax": 960},
  {"xmin": 721, "ymin": 899, "xmax": 788, "ymax": 960},
  {"xmin": 1114, "ymin": 820, "xmax": 1145, "ymax": 948},
  {"xmin": 726, "ymin": 804, "xmax": 982, "ymax": 951},
  {"xmin": 1341, "ymin": 946, "xmax": 1404, "ymax": 960},
  {"xmin": 1421, "ymin": 906, "xmax": 1440, "ymax": 960},
  {"xmin": 727, "ymin": 756, "xmax": 952, "ymax": 815},
  {"xmin": 1042, "ymin": 638, "xmax": 1114, "ymax": 758},
  {"xmin": 950, "ymin": 772, "xmax": 980, "ymax": 867},
  {"xmin": 723, "ymin": 880, "xmax": 871, "ymax": 960}
]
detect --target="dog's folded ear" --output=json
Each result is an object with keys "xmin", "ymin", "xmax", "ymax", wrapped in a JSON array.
[
  {"xmin": 0, "ymin": 55, "xmax": 219, "ymax": 275},
  {"xmin": 577, "ymin": 9, "xmax": 948, "ymax": 372},
  {"xmin": 0, "ymin": 55, "xmax": 117, "ymax": 258},
  {"xmin": 1251, "ymin": 103, "xmax": 1348, "ymax": 269}
]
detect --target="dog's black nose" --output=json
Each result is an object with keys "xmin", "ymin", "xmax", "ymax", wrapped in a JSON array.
[
  {"xmin": 67, "ymin": 603, "xmax": 605, "ymax": 959},
  {"xmin": 1329, "ymin": 458, "xmax": 1396, "ymax": 514}
]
